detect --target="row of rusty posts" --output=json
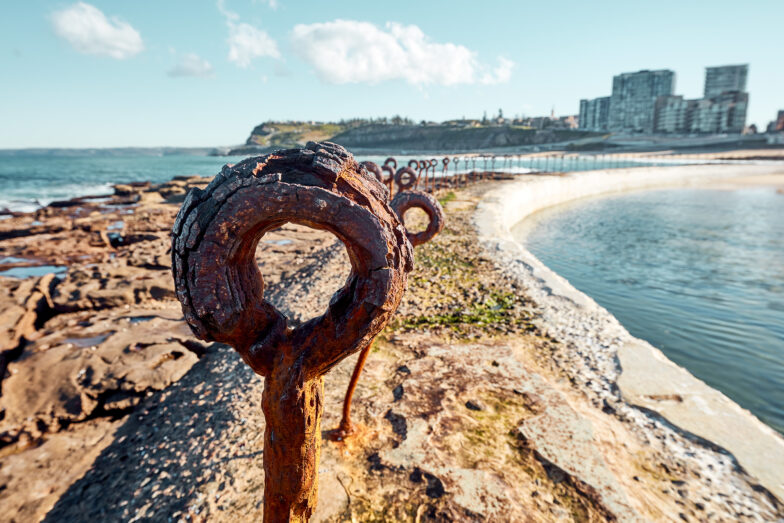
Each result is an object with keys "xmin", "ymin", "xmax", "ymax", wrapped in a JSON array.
[
  {"xmin": 374, "ymin": 154, "xmax": 516, "ymax": 197},
  {"xmin": 371, "ymin": 152, "xmax": 705, "ymax": 192}
]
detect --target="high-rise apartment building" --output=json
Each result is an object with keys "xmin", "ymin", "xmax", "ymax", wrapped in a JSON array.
[
  {"xmin": 690, "ymin": 91, "xmax": 748, "ymax": 134},
  {"xmin": 654, "ymin": 92, "xmax": 748, "ymax": 134},
  {"xmin": 608, "ymin": 69, "xmax": 675, "ymax": 133},
  {"xmin": 653, "ymin": 95, "xmax": 690, "ymax": 133},
  {"xmin": 578, "ymin": 96, "xmax": 610, "ymax": 131},
  {"xmin": 580, "ymin": 65, "xmax": 749, "ymax": 135},
  {"xmin": 704, "ymin": 64, "xmax": 748, "ymax": 98}
]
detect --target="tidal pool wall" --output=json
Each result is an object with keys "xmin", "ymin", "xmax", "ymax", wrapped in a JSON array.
[{"xmin": 475, "ymin": 164, "xmax": 784, "ymax": 501}]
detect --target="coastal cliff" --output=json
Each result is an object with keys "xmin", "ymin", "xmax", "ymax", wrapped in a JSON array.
[
  {"xmin": 330, "ymin": 124, "xmax": 592, "ymax": 151},
  {"xmin": 225, "ymin": 120, "xmax": 598, "ymax": 155}
]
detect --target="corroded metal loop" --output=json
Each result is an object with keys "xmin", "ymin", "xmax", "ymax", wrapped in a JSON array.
[
  {"xmin": 360, "ymin": 160, "xmax": 383, "ymax": 183},
  {"xmin": 384, "ymin": 157, "xmax": 397, "ymax": 169},
  {"xmin": 408, "ymin": 159, "xmax": 419, "ymax": 169},
  {"xmin": 172, "ymin": 141, "xmax": 414, "ymax": 379},
  {"xmin": 395, "ymin": 166, "xmax": 417, "ymax": 191},
  {"xmin": 443, "ymin": 157, "xmax": 450, "ymax": 166},
  {"xmin": 390, "ymin": 190, "xmax": 445, "ymax": 247},
  {"xmin": 380, "ymin": 164, "xmax": 395, "ymax": 185}
]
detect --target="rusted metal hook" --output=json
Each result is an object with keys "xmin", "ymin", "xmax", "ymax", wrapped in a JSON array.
[
  {"xmin": 172, "ymin": 142, "xmax": 413, "ymax": 522},
  {"xmin": 395, "ymin": 165, "xmax": 418, "ymax": 192},
  {"xmin": 380, "ymin": 163, "xmax": 395, "ymax": 191},
  {"xmin": 330, "ymin": 189, "xmax": 444, "ymax": 440},
  {"xmin": 428, "ymin": 158, "xmax": 437, "ymax": 190}
]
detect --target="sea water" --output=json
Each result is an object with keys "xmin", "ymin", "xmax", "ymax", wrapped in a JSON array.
[
  {"xmin": 0, "ymin": 150, "xmax": 692, "ymax": 212},
  {"xmin": 518, "ymin": 187, "xmax": 784, "ymax": 434},
  {"xmin": 0, "ymin": 152, "xmax": 248, "ymax": 212}
]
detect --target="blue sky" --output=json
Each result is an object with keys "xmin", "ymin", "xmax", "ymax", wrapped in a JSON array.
[{"xmin": 1, "ymin": 0, "xmax": 782, "ymax": 148}]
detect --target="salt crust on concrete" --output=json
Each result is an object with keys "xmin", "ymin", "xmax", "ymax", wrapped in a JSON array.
[{"xmin": 475, "ymin": 164, "xmax": 784, "ymax": 502}]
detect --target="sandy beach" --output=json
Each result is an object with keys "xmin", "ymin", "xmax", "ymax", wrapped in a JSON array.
[{"xmin": 0, "ymin": 162, "xmax": 783, "ymax": 521}]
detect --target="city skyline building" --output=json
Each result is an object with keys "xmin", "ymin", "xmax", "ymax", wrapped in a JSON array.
[
  {"xmin": 704, "ymin": 64, "xmax": 748, "ymax": 98},
  {"xmin": 579, "ymin": 97, "xmax": 610, "ymax": 131},
  {"xmin": 580, "ymin": 64, "xmax": 750, "ymax": 135},
  {"xmin": 608, "ymin": 69, "xmax": 675, "ymax": 133},
  {"xmin": 653, "ymin": 95, "xmax": 690, "ymax": 133},
  {"xmin": 654, "ymin": 91, "xmax": 748, "ymax": 134}
]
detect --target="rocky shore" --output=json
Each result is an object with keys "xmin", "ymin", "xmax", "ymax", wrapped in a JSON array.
[{"xmin": 0, "ymin": 164, "xmax": 782, "ymax": 521}]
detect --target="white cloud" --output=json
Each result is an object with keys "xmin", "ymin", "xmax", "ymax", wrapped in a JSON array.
[
  {"xmin": 253, "ymin": 0, "xmax": 279, "ymax": 9},
  {"xmin": 227, "ymin": 22, "xmax": 280, "ymax": 67},
  {"xmin": 481, "ymin": 57, "xmax": 514, "ymax": 85},
  {"xmin": 218, "ymin": 0, "xmax": 279, "ymax": 68},
  {"xmin": 290, "ymin": 20, "xmax": 514, "ymax": 87},
  {"xmin": 168, "ymin": 53, "xmax": 214, "ymax": 78},
  {"xmin": 216, "ymin": 0, "xmax": 239, "ymax": 21},
  {"xmin": 51, "ymin": 2, "xmax": 143, "ymax": 59}
]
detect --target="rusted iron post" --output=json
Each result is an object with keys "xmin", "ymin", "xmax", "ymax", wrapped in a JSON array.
[
  {"xmin": 441, "ymin": 157, "xmax": 449, "ymax": 189},
  {"xmin": 383, "ymin": 157, "xmax": 397, "ymax": 193},
  {"xmin": 172, "ymin": 142, "xmax": 413, "ymax": 522},
  {"xmin": 417, "ymin": 160, "xmax": 428, "ymax": 191},
  {"xmin": 331, "ymin": 189, "xmax": 445, "ymax": 439},
  {"xmin": 381, "ymin": 164, "xmax": 395, "ymax": 192},
  {"xmin": 395, "ymin": 161, "xmax": 418, "ymax": 194}
]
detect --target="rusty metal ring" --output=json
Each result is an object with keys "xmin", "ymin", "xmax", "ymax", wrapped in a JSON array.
[
  {"xmin": 395, "ymin": 167, "xmax": 417, "ymax": 191},
  {"xmin": 172, "ymin": 142, "xmax": 414, "ymax": 378},
  {"xmin": 442, "ymin": 157, "xmax": 450, "ymax": 166},
  {"xmin": 390, "ymin": 190, "xmax": 445, "ymax": 247},
  {"xmin": 381, "ymin": 164, "xmax": 395, "ymax": 185},
  {"xmin": 360, "ymin": 160, "xmax": 383, "ymax": 183},
  {"xmin": 408, "ymin": 159, "xmax": 419, "ymax": 169},
  {"xmin": 384, "ymin": 157, "xmax": 397, "ymax": 169}
]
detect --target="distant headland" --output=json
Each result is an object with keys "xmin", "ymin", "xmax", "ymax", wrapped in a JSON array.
[
  {"xmin": 217, "ymin": 117, "xmax": 601, "ymax": 156},
  {"xmin": 214, "ymin": 116, "xmax": 778, "ymax": 157}
]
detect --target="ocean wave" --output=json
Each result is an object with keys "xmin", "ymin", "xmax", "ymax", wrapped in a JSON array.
[{"xmin": 0, "ymin": 182, "xmax": 114, "ymax": 213}]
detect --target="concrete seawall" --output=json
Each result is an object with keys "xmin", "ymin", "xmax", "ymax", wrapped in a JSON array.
[{"xmin": 475, "ymin": 164, "xmax": 784, "ymax": 502}]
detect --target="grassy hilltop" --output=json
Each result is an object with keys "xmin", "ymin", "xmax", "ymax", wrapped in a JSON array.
[
  {"xmin": 226, "ymin": 118, "xmax": 600, "ymax": 155},
  {"xmin": 244, "ymin": 121, "xmax": 347, "ymax": 149}
]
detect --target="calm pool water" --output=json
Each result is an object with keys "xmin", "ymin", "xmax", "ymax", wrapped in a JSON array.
[{"xmin": 517, "ymin": 187, "xmax": 784, "ymax": 434}]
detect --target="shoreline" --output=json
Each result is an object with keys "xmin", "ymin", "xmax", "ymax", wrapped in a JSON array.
[
  {"xmin": 475, "ymin": 163, "xmax": 784, "ymax": 503},
  {"xmin": 1, "ymin": 160, "xmax": 783, "ymax": 520}
]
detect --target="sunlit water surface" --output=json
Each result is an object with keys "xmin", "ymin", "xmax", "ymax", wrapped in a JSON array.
[
  {"xmin": 0, "ymin": 151, "xmax": 687, "ymax": 212},
  {"xmin": 516, "ymin": 187, "xmax": 784, "ymax": 434}
]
